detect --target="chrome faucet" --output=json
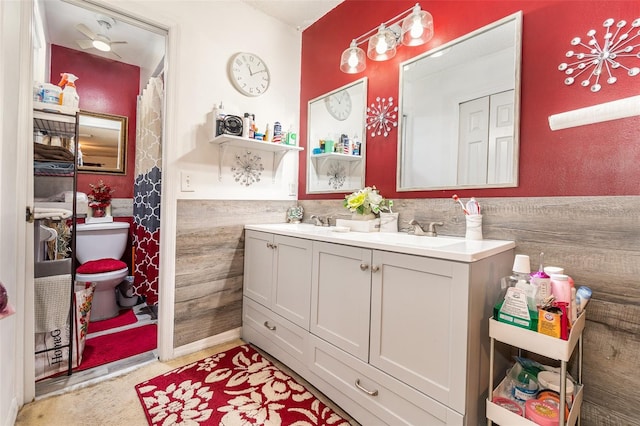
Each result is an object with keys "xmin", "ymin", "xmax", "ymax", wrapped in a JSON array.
[
  {"xmin": 310, "ymin": 215, "xmax": 328, "ymax": 226},
  {"xmin": 408, "ymin": 219, "xmax": 444, "ymax": 237}
]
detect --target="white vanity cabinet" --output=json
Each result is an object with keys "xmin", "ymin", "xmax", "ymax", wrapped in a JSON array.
[
  {"xmin": 243, "ymin": 230, "xmax": 312, "ymax": 328},
  {"xmin": 242, "ymin": 224, "xmax": 515, "ymax": 426},
  {"xmin": 242, "ymin": 231, "xmax": 313, "ymax": 372},
  {"xmin": 311, "ymin": 241, "xmax": 372, "ymax": 361}
]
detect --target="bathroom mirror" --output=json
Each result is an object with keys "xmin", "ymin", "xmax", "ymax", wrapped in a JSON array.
[
  {"xmin": 397, "ymin": 11, "xmax": 522, "ymax": 191},
  {"xmin": 306, "ymin": 78, "xmax": 367, "ymax": 194},
  {"xmin": 78, "ymin": 111, "xmax": 128, "ymax": 174}
]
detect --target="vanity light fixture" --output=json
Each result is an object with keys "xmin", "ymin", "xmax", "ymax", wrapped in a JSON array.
[{"xmin": 340, "ymin": 3, "xmax": 434, "ymax": 74}]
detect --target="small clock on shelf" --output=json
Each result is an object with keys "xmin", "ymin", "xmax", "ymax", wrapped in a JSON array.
[
  {"xmin": 325, "ymin": 89, "xmax": 352, "ymax": 121},
  {"xmin": 228, "ymin": 52, "xmax": 271, "ymax": 97}
]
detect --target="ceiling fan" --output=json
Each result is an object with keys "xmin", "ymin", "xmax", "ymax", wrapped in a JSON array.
[{"xmin": 75, "ymin": 16, "xmax": 127, "ymax": 58}]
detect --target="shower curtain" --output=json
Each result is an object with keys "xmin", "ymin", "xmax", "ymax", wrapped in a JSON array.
[{"xmin": 133, "ymin": 76, "xmax": 163, "ymax": 306}]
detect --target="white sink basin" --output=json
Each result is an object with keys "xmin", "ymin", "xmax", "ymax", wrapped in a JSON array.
[{"xmin": 363, "ymin": 232, "xmax": 463, "ymax": 248}]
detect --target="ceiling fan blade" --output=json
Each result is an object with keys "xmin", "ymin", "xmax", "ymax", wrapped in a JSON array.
[
  {"xmin": 76, "ymin": 39, "xmax": 94, "ymax": 49},
  {"xmin": 110, "ymin": 50, "xmax": 122, "ymax": 59},
  {"xmin": 110, "ymin": 41, "xmax": 128, "ymax": 45},
  {"xmin": 75, "ymin": 23, "xmax": 96, "ymax": 40}
]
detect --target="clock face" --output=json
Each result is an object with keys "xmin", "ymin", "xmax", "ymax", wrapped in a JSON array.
[
  {"xmin": 229, "ymin": 52, "xmax": 270, "ymax": 97},
  {"xmin": 325, "ymin": 90, "xmax": 352, "ymax": 121}
]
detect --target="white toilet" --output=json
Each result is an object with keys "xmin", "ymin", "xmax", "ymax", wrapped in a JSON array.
[{"xmin": 75, "ymin": 221, "xmax": 130, "ymax": 321}]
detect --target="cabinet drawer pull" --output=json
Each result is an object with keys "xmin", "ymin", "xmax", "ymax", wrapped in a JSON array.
[
  {"xmin": 263, "ymin": 321, "xmax": 276, "ymax": 331},
  {"xmin": 360, "ymin": 263, "xmax": 369, "ymax": 271},
  {"xmin": 355, "ymin": 379, "xmax": 378, "ymax": 396},
  {"xmin": 371, "ymin": 265, "xmax": 379, "ymax": 272}
]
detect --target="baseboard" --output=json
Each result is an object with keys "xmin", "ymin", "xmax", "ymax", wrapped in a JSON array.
[
  {"xmin": 172, "ymin": 328, "xmax": 241, "ymax": 358},
  {"xmin": 4, "ymin": 397, "xmax": 18, "ymax": 426}
]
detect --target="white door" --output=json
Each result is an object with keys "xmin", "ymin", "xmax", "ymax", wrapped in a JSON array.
[
  {"xmin": 487, "ymin": 90, "xmax": 515, "ymax": 184},
  {"xmin": 310, "ymin": 242, "xmax": 371, "ymax": 362},
  {"xmin": 457, "ymin": 96, "xmax": 489, "ymax": 185},
  {"xmin": 272, "ymin": 235, "xmax": 312, "ymax": 329}
]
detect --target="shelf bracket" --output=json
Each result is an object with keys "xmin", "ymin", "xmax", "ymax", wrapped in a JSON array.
[{"xmin": 272, "ymin": 151, "xmax": 287, "ymax": 183}]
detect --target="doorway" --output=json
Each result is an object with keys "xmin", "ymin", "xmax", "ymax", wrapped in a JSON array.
[{"xmin": 32, "ymin": 0, "xmax": 167, "ymax": 396}]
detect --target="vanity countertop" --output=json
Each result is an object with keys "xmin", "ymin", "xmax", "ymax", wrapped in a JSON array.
[{"xmin": 245, "ymin": 223, "xmax": 515, "ymax": 263}]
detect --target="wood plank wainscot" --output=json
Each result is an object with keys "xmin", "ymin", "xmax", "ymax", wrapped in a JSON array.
[{"xmin": 241, "ymin": 223, "xmax": 515, "ymax": 425}]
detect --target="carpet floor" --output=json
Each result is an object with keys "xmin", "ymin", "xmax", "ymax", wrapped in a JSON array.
[
  {"xmin": 87, "ymin": 309, "xmax": 138, "ymax": 334},
  {"xmin": 16, "ymin": 339, "xmax": 358, "ymax": 426},
  {"xmin": 136, "ymin": 344, "xmax": 349, "ymax": 425}
]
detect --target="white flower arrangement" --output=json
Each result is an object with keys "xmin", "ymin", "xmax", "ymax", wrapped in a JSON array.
[{"xmin": 343, "ymin": 186, "xmax": 393, "ymax": 216}]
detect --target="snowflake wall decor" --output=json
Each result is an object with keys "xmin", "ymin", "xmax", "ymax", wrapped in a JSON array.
[
  {"xmin": 231, "ymin": 151, "xmax": 264, "ymax": 187},
  {"xmin": 559, "ymin": 18, "xmax": 640, "ymax": 92},
  {"xmin": 366, "ymin": 96, "xmax": 398, "ymax": 138},
  {"xmin": 327, "ymin": 162, "xmax": 346, "ymax": 190}
]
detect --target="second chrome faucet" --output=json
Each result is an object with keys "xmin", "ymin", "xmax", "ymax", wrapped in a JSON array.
[{"xmin": 408, "ymin": 219, "xmax": 444, "ymax": 237}]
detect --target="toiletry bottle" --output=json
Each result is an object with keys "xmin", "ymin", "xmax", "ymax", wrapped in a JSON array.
[
  {"xmin": 58, "ymin": 73, "xmax": 80, "ymax": 109},
  {"xmin": 550, "ymin": 274, "xmax": 572, "ymax": 305},
  {"xmin": 575, "ymin": 286, "xmax": 592, "ymax": 313},
  {"xmin": 263, "ymin": 123, "xmax": 270, "ymax": 141},
  {"xmin": 242, "ymin": 113, "xmax": 251, "ymax": 138},
  {"xmin": 530, "ymin": 252, "xmax": 551, "ymax": 307}
]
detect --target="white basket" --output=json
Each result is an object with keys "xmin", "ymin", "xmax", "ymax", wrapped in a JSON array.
[{"xmin": 335, "ymin": 218, "xmax": 380, "ymax": 232}]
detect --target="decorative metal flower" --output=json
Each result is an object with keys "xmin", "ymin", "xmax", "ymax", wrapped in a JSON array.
[
  {"xmin": 231, "ymin": 151, "xmax": 264, "ymax": 187},
  {"xmin": 327, "ymin": 162, "xmax": 346, "ymax": 190},
  {"xmin": 366, "ymin": 96, "xmax": 398, "ymax": 137},
  {"xmin": 559, "ymin": 18, "xmax": 640, "ymax": 92}
]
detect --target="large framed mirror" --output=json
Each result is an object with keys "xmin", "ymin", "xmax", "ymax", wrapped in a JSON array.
[
  {"xmin": 78, "ymin": 111, "xmax": 128, "ymax": 174},
  {"xmin": 398, "ymin": 11, "xmax": 522, "ymax": 191},
  {"xmin": 307, "ymin": 78, "xmax": 367, "ymax": 194}
]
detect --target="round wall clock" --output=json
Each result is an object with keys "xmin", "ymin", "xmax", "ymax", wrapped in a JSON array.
[
  {"xmin": 228, "ymin": 52, "xmax": 271, "ymax": 97},
  {"xmin": 325, "ymin": 89, "xmax": 352, "ymax": 121}
]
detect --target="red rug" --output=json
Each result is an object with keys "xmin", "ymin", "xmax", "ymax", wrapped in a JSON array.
[
  {"xmin": 135, "ymin": 344, "xmax": 350, "ymax": 426},
  {"xmin": 77, "ymin": 324, "xmax": 157, "ymax": 371},
  {"xmin": 88, "ymin": 309, "xmax": 138, "ymax": 334}
]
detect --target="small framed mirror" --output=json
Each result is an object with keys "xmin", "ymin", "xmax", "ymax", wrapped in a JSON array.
[
  {"xmin": 398, "ymin": 12, "xmax": 522, "ymax": 191},
  {"xmin": 78, "ymin": 111, "xmax": 128, "ymax": 174},
  {"xmin": 306, "ymin": 77, "xmax": 367, "ymax": 194}
]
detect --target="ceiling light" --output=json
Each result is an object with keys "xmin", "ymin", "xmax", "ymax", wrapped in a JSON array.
[
  {"xmin": 92, "ymin": 36, "xmax": 111, "ymax": 52},
  {"xmin": 339, "ymin": 3, "xmax": 434, "ymax": 73},
  {"xmin": 340, "ymin": 40, "xmax": 366, "ymax": 74}
]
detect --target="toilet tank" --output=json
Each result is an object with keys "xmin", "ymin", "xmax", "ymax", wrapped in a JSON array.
[{"xmin": 75, "ymin": 221, "xmax": 130, "ymax": 264}]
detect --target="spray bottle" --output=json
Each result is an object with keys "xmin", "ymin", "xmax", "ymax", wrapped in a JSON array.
[{"xmin": 58, "ymin": 73, "xmax": 80, "ymax": 109}]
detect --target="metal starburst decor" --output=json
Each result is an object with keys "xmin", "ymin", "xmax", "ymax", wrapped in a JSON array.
[
  {"xmin": 559, "ymin": 18, "xmax": 640, "ymax": 92},
  {"xmin": 231, "ymin": 151, "xmax": 264, "ymax": 187},
  {"xmin": 366, "ymin": 96, "xmax": 398, "ymax": 137},
  {"xmin": 327, "ymin": 162, "xmax": 346, "ymax": 190}
]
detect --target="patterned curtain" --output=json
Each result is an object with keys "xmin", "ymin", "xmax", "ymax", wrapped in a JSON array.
[{"xmin": 133, "ymin": 77, "xmax": 163, "ymax": 306}]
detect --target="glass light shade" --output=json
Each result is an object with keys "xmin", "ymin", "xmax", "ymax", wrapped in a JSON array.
[
  {"xmin": 367, "ymin": 25, "xmax": 397, "ymax": 61},
  {"xmin": 340, "ymin": 40, "xmax": 366, "ymax": 74},
  {"xmin": 401, "ymin": 5, "xmax": 434, "ymax": 46},
  {"xmin": 92, "ymin": 39, "xmax": 111, "ymax": 52}
]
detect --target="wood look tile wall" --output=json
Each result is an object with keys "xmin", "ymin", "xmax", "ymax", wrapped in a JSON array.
[
  {"xmin": 175, "ymin": 196, "xmax": 639, "ymax": 425},
  {"xmin": 174, "ymin": 200, "xmax": 295, "ymax": 347}
]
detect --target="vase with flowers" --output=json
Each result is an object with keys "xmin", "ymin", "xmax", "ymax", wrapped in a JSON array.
[
  {"xmin": 343, "ymin": 186, "xmax": 393, "ymax": 220},
  {"xmin": 88, "ymin": 180, "xmax": 115, "ymax": 218}
]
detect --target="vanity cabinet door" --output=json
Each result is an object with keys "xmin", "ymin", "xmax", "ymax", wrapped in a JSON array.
[
  {"xmin": 243, "ymin": 230, "xmax": 275, "ymax": 307},
  {"xmin": 369, "ymin": 250, "xmax": 470, "ymax": 414},
  {"xmin": 310, "ymin": 241, "xmax": 372, "ymax": 362},
  {"xmin": 272, "ymin": 235, "xmax": 313, "ymax": 329}
]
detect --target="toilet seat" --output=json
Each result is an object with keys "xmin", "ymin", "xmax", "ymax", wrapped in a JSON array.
[{"xmin": 77, "ymin": 258, "xmax": 127, "ymax": 274}]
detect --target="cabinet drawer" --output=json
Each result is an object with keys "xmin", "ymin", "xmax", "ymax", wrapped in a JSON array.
[
  {"xmin": 308, "ymin": 335, "xmax": 464, "ymax": 426},
  {"xmin": 242, "ymin": 297, "xmax": 308, "ymax": 368}
]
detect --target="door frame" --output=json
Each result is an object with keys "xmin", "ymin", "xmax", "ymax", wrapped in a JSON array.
[{"xmin": 19, "ymin": 0, "xmax": 179, "ymax": 403}]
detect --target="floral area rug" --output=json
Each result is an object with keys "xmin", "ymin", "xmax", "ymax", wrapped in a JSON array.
[{"xmin": 135, "ymin": 344, "xmax": 351, "ymax": 426}]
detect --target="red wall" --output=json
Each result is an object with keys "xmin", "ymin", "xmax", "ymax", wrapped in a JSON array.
[
  {"xmin": 51, "ymin": 45, "xmax": 139, "ymax": 198},
  {"xmin": 300, "ymin": 1, "xmax": 640, "ymax": 199}
]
